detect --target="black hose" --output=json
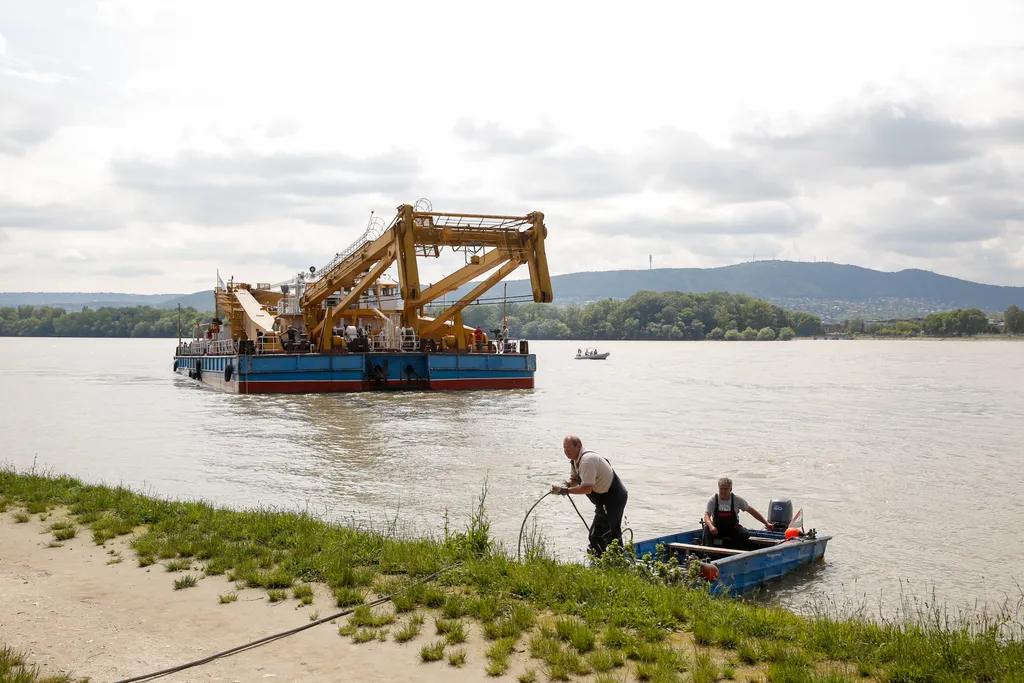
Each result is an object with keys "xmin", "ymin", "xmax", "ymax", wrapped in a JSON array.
[
  {"xmin": 112, "ymin": 563, "xmax": 460, "ymax": 683},
  {"xmin": 517, "ymin": 491, "xmax": 551, "ymax": 560},
  {"xmin": 516, "ymin": 490, "xmax": 595, "ymax": 561}
]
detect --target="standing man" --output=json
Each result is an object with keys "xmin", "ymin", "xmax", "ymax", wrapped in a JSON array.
[
  {"xmin": 703, "ymin": 477, "xmax": 773, "ymax": 549},
  {"xmin": 553, "ymin": 435, "xmax": 629, "ymax": 557}
]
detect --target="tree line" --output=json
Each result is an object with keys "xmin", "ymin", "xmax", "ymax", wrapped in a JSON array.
[
  {"xmin": 456, "ymin": 290, "xmax": 823, "ymax": 340},
  {"xmin": 847, "ymin": 305, "xmax": 1024, "ymax": 337},
  {"xmin": 0, "ymin": 305, "xmax": 209, "ymax": 338},
  {"xmin": 6, "ymin": 298, "xmax": 1021, "ymax": 341}
]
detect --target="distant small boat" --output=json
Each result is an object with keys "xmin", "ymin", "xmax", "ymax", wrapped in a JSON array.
[{"xmin": 574, "ymin": 348, "xmax": 609, "ymax": 360}]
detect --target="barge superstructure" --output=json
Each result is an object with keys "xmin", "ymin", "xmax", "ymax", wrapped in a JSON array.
[{"xmin": 173, "ymin": 202, "xmax": 553, "ymax": 393}]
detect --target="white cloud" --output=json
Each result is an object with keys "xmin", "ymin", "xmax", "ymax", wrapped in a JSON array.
[{"xmin": 0, "ymin": 0, "xmax": 1022, "ymax": 292}]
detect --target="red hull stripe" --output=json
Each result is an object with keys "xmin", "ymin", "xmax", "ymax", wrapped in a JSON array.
[
  {"xmin": 426, "ymin": 377, "xmax": 534, "ymax": 390},
  {"xmin": 237, "ymin": 377, "xmax": 533, "ymax": 393}
]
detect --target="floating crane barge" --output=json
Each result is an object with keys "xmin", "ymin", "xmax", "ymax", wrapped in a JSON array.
[{"xmin": 173, "ymin": 203, "xmax": 553, "ymax": 393}]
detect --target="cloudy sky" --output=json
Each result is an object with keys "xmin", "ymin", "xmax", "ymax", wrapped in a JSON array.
[{"xmin": 1, "ymin": 1, "xmax": 1023, "ymax": 294}]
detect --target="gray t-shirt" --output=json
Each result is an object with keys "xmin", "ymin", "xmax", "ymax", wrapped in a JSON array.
[
  {"xmin": 706, "ymin": 494, "xmax": 749, "ymax": 516},
  {"xmin": 571, "ymin": 450, "xmax": 614, "ymax": 494}
]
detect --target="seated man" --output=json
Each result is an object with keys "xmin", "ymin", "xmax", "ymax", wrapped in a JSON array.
[{"xmin": 702, "ymin": 477, "xmax": 773, "ymax": 549}]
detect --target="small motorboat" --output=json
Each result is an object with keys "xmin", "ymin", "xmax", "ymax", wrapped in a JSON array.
[
  {"xmin": 574, "ymin": 347, "xmax": 609, "ymax": 360},
  {"xmin": 632, "ymin": 499, "xmax": 830, "ymax": 594}
]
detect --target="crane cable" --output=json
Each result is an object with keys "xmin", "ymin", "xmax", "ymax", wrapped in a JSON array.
[{"xmin": 111, "ymin": 562, "xmax": 461, "ymax": 683}]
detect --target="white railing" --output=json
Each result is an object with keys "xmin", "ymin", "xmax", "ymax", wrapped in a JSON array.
[{"xmin": 207, "ymin": 339, "xmax": 237, "ymax": 355}]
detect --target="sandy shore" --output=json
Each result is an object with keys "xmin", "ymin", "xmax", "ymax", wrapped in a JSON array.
[{"xmin": 0, "ymin": 511, "xmax": 509, "ymax": 682}]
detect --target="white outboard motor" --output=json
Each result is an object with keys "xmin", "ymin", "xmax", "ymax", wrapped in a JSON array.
[{"xmin": 767, "ymin": 498, "xmax": 793, "ymax": 531}]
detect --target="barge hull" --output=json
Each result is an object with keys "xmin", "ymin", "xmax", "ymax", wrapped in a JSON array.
[{"xmin": 173, "ymin": 351, "xmax": 536, "ymax": 393}]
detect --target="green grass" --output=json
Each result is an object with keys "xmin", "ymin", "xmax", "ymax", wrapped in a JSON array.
[
  {"xmin": 333, "ymin": 586, "xmax": 365, "ymax": 607},
  {"xmin": 12, "ymin": 511, "xmax": 30, "ymax": 523},
  {"xmin": 485, "ymin": 637, "xmax": 516, "ymax": 676},
  {"xmin": 435, "ymin": 617, "xmax": 468, "ymax": 644},
  {"xmin": 267, "ymin": 589, "xmax": 288, "ymax": 602},
  {"xmin": 0, "ymin": 644, "xmax": 89, "ymax": 683},
  {"xmin": 218, "ymin": 593, "xmax": 238, "ymax": 604},
  {"xmin": 292, "ymin": 584, "xmax": 314, "ymax": 603},
  {"xmin": 395, "ymin": 614, "xmax": 425, "ymax": 643},
  {"xmin": 173, "ymin": 574, "xmax": 199, "ymax": 590},
  {"xmin": 164, "ymin": 558, "xmax": 191, "ymax": 572},
  {"xmin": 447, "ymin": 648, "xmax": 467, "ymax": 667},
  {"xmin": 47, "ymin": 520, "xmax": 78, "ymax": 541},
  {"xmin": 4, "ymin": 469, "xmax": 1024, "ymax": 682},
  {"xmin": 420, "ymin": 640, "xmax": 445, "ymax": 662},
  {"xmin": 352, "ymin": 628, "xmax": 388, "ymax": 644}
]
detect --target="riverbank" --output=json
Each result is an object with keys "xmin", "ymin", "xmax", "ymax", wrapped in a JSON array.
[{"xmin": 2, "ymin": 470, "xmax": 1021, "ymax": 682}]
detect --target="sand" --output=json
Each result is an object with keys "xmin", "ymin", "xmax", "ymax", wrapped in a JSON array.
[{"xmin": 0, "ymin": 511, "xmax": 512, "ymax": 682}]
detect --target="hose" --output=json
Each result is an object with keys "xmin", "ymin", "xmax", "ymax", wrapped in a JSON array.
[
  {"xmin": 516, "ymin": 490, "xmax": 594, "ymax": 560},
  {"xmin": 112, "ymin": 562, "xmax": 460, "ymax": 683}
]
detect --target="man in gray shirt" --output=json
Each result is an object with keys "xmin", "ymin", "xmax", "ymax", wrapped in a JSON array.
[
  {"xmin": 702, "ymin": 477, "xmax": 772, "ymax": 549},
  {"xmin": 553, "ymin": 435, "xmax": 629, "ymax": 557}
]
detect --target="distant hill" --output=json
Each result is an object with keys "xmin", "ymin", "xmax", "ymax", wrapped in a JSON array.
[
  {"xmin": 4, "ymin": 261, "xmax": 1022, "ymax": 322},
  {"xmin": 156, "ymin": 291, "xmax": 215, "ymax": 311},
  {"xmin": 0, "ymin": 292, "xmax": 181, "ymax": 312},
  {"xmin": 451, "ymin": 261, "xmax": 1024, "ymax": 321}
]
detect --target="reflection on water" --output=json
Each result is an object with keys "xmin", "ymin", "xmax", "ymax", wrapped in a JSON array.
[{"xmin": 2, "ymin": 337, "xmax": 1023, "ymax": 617}]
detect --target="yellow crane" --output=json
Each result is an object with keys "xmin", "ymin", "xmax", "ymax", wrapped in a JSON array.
[{"xmin": 298, "ymin": 203, "xmax": 552, "ymax": 353}]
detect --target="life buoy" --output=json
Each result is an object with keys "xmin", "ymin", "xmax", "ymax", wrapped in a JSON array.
[{"xmin": 224, "ymin": 364, "xmax": 233, "ymax": 382}]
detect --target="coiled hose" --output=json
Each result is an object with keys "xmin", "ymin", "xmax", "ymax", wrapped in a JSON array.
[{"xmin": 516, "ymin": 490, "xmax": 592, "ymax": 560}]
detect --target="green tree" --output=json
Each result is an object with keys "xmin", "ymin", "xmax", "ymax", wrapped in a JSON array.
[
  {"xmin": 741, "ymin": 327, "xmax": 757, "ymax": 341},
  {"xmin": 708, "ymin": 326, "xmax": 725, "ymax": 340},
  {"xmin": 724, "ymin": 329, "xmax": 742, "ymax": 341},
  {"xmin": 778, "ymin": 326, "xmax": 795, "ymax": 341},
  {"xmin": 757, "ymin": 327, "xmax": 776, "ymax": 341},
  {"xmin": 1004, "ymin": 305, "xmax": 1023, "ymax": 334}
]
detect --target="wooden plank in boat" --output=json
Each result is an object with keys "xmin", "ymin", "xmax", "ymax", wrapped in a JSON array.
[{"xmin": 667, "ymin": 542, "xmax": 745, "ymax": 556}]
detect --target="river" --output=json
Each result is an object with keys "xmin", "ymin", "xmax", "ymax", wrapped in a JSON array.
[{"xmin": 2, "ymin": 337, "xmax": 1021, "ymax": 618}]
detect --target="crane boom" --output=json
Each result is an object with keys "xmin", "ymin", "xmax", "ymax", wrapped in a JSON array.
[{"xmin": 297, "ymin": 203, "xmax": 552, "ymax": 351}]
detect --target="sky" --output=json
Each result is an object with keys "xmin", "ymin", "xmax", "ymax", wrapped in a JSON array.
[{"xmin": 1, "ymin": 0, "xmax": 1023, "ymax": 294}]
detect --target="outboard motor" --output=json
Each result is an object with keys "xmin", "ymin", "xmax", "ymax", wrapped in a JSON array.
[{"xmin": 767, "ymin": 498, "xmax": 793, "ymax": 531}]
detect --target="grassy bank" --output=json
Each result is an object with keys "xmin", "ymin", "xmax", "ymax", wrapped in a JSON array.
[
  {"xmin": 2, "ymin": 470, "xmax": 1022, "ymax": 682},
  {"xmin": 0, "ymin": 645, "xmax": 87, "ymax": 683}
]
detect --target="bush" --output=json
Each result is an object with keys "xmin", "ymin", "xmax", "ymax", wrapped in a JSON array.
[
  {"xmin": 777, "ymin": 327, "xmax": 795, "ymax": 341},
  {"xmin": 724, "ymin": 329, "xmax": 742, "ymax": 341},
  {"xmin": 757, "ymin": 327, "xmax": 776, "ymax": 341},
  {"xmin": 741, "ymin": 327, "xmax": 757, "ymax": 341},
  {"xmin": 708, "ymin": 327, "xmax": 725, "ymax": 340}
]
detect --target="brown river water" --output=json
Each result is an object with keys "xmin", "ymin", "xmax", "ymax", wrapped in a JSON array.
[{"xmin": 2, "ymin": 337, "xmax": 1022, "ymax": 618}]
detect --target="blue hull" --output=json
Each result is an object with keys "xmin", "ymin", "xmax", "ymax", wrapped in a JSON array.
[
  {"xmin": 173, "ymin": 351, "xmax": 537, "ymax": 393},
  {"xmin": 633, "ymin": 528, "xmax": 831, "ymax": 595}
]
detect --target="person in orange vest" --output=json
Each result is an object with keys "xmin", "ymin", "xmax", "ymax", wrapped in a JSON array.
[{"xmin": 474, "ymin": 326, "xmax": 484, "ymax": 351}]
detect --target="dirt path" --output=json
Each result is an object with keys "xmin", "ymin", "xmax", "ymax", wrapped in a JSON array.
[{"xmin": 0, "ymin": 512, "xmax": 507, "ymax": 682}]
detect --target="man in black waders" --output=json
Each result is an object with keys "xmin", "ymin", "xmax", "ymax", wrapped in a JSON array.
[
  {"xmin": 702, "ymin": 476, "xmax": 773, "ymax": 549},
  {"xmin": 553, "ymin": 435, "xmax": 628, "ymax": 557}
]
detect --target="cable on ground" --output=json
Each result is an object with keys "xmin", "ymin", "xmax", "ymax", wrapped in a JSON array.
[{"xmin": 112, "ymin": 563, "xmax": 460, "ymax": 683}]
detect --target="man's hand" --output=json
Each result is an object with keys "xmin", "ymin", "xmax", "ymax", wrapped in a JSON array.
[
  {"xmin": 708, "ymin": 524, "xmax": 718, "ymax": 535},
  {"xmin": 558, "ymin": 486, "xmax": 569, "ymax": 496},
  {"xmin": 764, "ymin": 522, "xmax": 774, "ymax": 531}
]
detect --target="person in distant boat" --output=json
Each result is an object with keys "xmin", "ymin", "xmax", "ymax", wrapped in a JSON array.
[
  {"xmin": 702, "ymin": 477, "xmax": 773, "ymax": 549},
  {"xmin": 552, "ymin": 435, "xmax": 629, "ymax": 557}
]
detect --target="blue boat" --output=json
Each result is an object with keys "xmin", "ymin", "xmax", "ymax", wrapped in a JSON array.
[{"xmin": 633, "ymin": 526, "xmax": 832, "ymax": 595}]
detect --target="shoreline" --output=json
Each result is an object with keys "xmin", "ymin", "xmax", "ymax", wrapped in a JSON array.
[{"xmin": 1, "ymin": 471, "xmax": 1021, "ymax": 682}]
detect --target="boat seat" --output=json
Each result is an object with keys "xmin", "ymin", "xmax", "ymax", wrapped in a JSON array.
[
  {"xmin": 667, "ymin": 542, "xmax": 745, "ymax": 557},
  {"xmin": 747, "ymin": 537, "xmax": 783, "ymax": 547}
]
